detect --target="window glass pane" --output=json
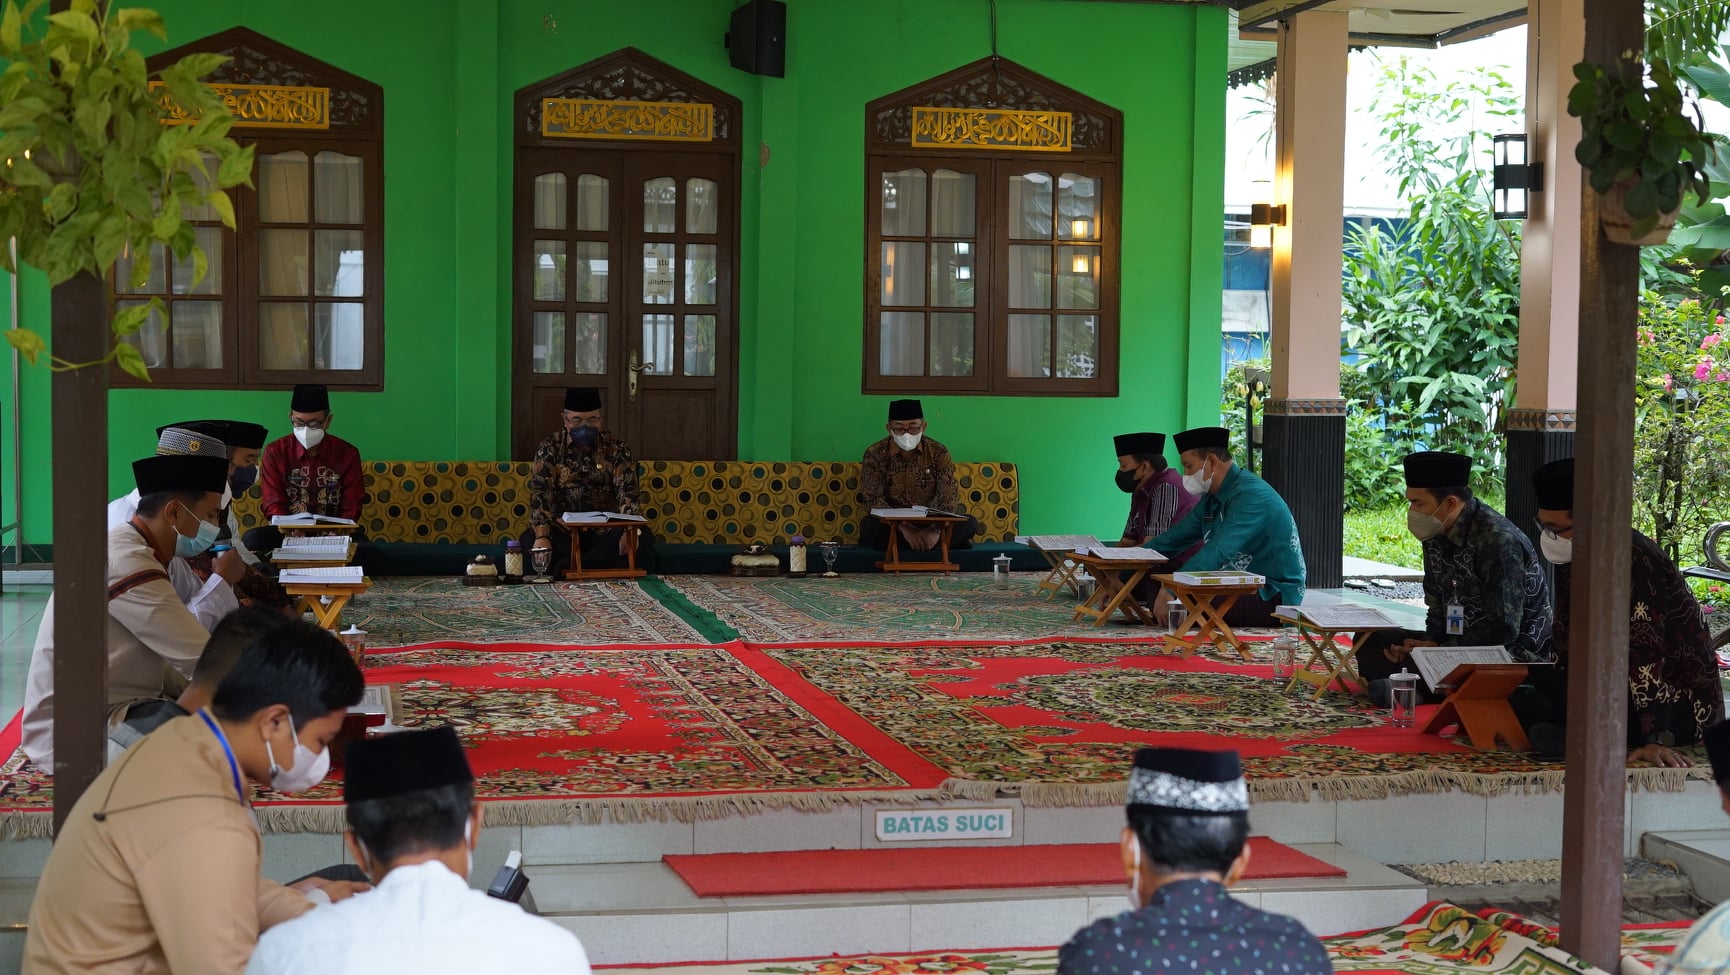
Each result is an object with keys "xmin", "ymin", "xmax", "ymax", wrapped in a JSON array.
[
  {"xmin": 687, "ymin": 178, "xmax": 718, "ymax": 234},
  {"xmin": 532, "ymin": 240, "xmax": 566, "ymax": 301},
  {"xmin": 1057, "ymin": 174, "xmax": 1100, "ymax": 239},
  {"xmin": 577, "ymin": 175, "xmax": 608, "ymax": 231},
  {"xmin": 259, "ymin": 230, "xmax": 309, "ymax": 297},
  {"xmin": 643, "ymin": 177, "xmax": 676, "ymax": 234},
  {"xmin": 184, "ymin": 153, "xmax": 217, "ymax": 221},
  {"xmin": 685, "ymin": 244, "xmax": 717, "ymax": 304},
  {"xmin": 259, "ymin": 303, "xmax": 309, "ymax": 370},
  {"xmin": 574, "ymin": 312, "xmax": 607, "ymax": 374},
  {"xmin": 929, "ymin": 170, "xmax": 976, "ymax": 237},
  {"xmin": 879, "ymin": 312, "xmax": 924, "ymax": 376},
  {"xmin": 575, "ymin": 241, "xmax": 608, "ymax": 302},
  {"xmin": 930, "ymin": 312, "xmax": 974, "ymax": 377},
  {"xmin": 118, "ymin": 300, "xmax": 166, "ymax": 368},
  {"xmin": 881, "ymin": 169, "xmax": 927, "ymax": 236},
  {"xmin": 1057, "ymin": 245, "xmax": 1099, "ymax": 310},
  {"xmin": 1057, "ymin": 314, "xmax": 1098, "ymax": 379},
  {"xmin": 314, "ymin": 229, "xmax": 365, "ymax": 298},
  {"xmin": 532, "ymin": 311, "xmax": 565, "ymax": 374},
  {"xmin": 684, "ymin": 314, "xmax": 717, "ymax": 376},
  {"xmin": 314, "ymin": 303, "xmax": 366, "ymax": 370},
  {"xmin": 258, "ymin": 151, "xmax": 309, "ymax": 223},
  {"xmin": 642, "ymin": 314, "xmax": 674, "ymax": 375},
  {"xmin": 643, "ymin": 243, "xmax": 675, "ymax": 304},
  {"xmin": 170, "ymin": 300, "xmax": 223, "ymax": 369},
  {"xmin": 881, "ymin": 242, "xmax": 925, "ymax": 306},
  {"xmin": 534, "ymin": 174, "xmax": 567, "ymax": 231},
  {"xmin": 930, "ymin": 242, "xmax": 973, "ymax": 308},
  {"xmin": 116, "ymin": 243, "xmax": 167, "ymax": 294},
  {"xmin": 313, "ymin": 152, "xmax": 364, "ymax": 224},
  {"xmin": 1008, "ymin": 314, "xmax": 1052, "ymax": 378},
  {"xmin": 171, "ymin": 227, "xmax": 221, "ymax": 295},
  {"xmin": 1008, "ymin": 172, "xmax": 1053, "ymax": 239},
  {"xmin": 1008, "ymin": 245, "xmax": 1050, "ymax": 309}
]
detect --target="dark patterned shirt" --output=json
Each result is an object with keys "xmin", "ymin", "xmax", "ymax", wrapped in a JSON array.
[
  {"xmin": 1419, "ymin": 498, "xmax": 1554, "ymax": 661},
  {"xmin": 259, "ymin": 434, "xmax": 364, "ymax": 521},
  {"xmin": 529, "ymin": 430, "xmax": 641, "ymax": 532},
  {"xmin": 1554, "ymin": 530, "xmax": 1724, "ymax": 746},
  {"xmin": 1059, "ymin": 878, "xmax": 1331, "ymax": 975},
  {"xmin": 858, "ymin": 436, "xmax": 960, "ymax": 513},
  {"xmin": 1124, "ymin": 468, "xmax": 1199, "ymax": 552}
]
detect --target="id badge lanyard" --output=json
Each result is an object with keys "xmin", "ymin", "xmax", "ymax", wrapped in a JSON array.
[
  {"xmin": 1446, "ymin": 584, "xmax": 1465, "ymax": 637},
  {"xmin": 197, "ymin": 709, "xmax": 247, "ymax": 804}
]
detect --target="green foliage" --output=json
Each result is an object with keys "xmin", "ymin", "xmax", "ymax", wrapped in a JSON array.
[
  {"xmin": 1342, "ymin": 504, "xmax": 1422, "ymax": 569},
  {"xmin": 1568, "ymin": 57, "xmax": 1716, "ymax": 240},
  {"xmin": 1633, "ymin": 283, "xmax": 1730, "ymax": 560},
  {"xmin": 1341, "ymin": 56, "xmax": 1522, "ymax": 503},
  {"xmin": 1647, "ymin": 0, "xmax": 1730, "ymax": 68},
  {"xmin": 0, "ymin": 0, "xmax": 252, "ymax": 378},
  {"xmin": 1218, "ymin": 357, "xmax": 1268, "ymax": 461}
]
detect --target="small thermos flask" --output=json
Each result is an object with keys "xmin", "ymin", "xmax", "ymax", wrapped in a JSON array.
[{"xmin": 788, "ymin": 536, "xmax": 808, "ymax": 578}]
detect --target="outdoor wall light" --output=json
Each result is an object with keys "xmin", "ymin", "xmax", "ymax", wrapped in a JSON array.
[
  {"xmin": 1071, "ymin": 253, "xmax": 1091, "ymax": 273},
  {"xmin": 1493, "ymin": 133, "xmax": 1544, "ymax": 221},
  {"xmin": 1248, "ymin": 180, "xmax": 1285, "ymax": 250},
  {"xmin": 1070, "ymin": 218, "xmax": 1092, "ymax": 239}
]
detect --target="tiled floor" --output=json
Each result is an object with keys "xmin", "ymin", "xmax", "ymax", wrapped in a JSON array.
[{"xmin": 0, "ymin": 586, "xmax": 48, "ymax": 719}]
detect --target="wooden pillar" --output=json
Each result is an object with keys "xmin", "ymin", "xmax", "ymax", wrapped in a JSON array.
[
  {"xmin": 1559, "ymin": 0, "xmax": 1640, "ymax": 963},
  {"xmin": 49, "ymin": 272, "xmax": 109, "ymax": 830},
  {"xmin": 1262, "ymin": 9, "xmax": 1348, "ymax": 589}
]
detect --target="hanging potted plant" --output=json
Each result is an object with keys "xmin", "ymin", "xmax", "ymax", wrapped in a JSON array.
[{"xmin": 1568, "ymin": 56, "xmax": 1715, "ymax": 246}]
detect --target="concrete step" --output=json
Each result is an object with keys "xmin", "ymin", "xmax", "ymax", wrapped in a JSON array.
[{"xmin": 1644, "ymin": 828, "xmax": 1730, "ymax": 905}]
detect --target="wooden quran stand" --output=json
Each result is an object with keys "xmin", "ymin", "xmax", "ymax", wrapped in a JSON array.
[
  {"xmin": 875, "ymin": 514, "xmax": 967, "ymax": 574},
  {"xmin": 557, "ymin": 520, "xmax": 647, "ymax": 580},
  {"xmin": 1421, "ymin": 663, "xmax": 1531, "ymax": 750}
]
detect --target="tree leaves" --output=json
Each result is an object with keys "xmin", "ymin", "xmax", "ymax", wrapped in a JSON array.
[{"xmin": 4, "ymin": 327, "xmax": 45, "ymax": 364}]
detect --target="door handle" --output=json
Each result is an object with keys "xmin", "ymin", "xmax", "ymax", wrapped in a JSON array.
[{"xmin": 628, "ymin": 350, "xmax": 655, "ymax": 402}]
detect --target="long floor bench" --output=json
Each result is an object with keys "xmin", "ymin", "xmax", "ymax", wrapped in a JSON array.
[{"xmin": 232, "ymin": 460, "xmax": 1045, "ymax": 576}]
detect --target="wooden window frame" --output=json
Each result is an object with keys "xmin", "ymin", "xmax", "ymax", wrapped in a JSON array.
[
  {"xmin": 112, "ymin": 28, "xmax": 385, "ymax": 390},
  {"xmin": 862, "ymin": 57, "xmax": 1123, "ymax": 397}
]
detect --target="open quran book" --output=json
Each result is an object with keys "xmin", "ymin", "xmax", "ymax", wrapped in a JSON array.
[
  {"xmin": 1084, "ymin": 546, "xmax": 1168, "ymax": 561},
  {"xmin": 562, "ymin": 511, "xmax": 648, "ymax": 524},
  {"xmin": 270, "ymin": 513, "xmax": 357, "ymax": 527},
  {"xmin": 1016, "ymin": 534, "xmax": 1101, "ymax": 553},
  {"xmin": 1273, "ymin": 605, "xmax": 1403, "ymax": 630},
  {"xmin": 1407, "ymin": 645, "xmax": 1516, "ymax": 691},
  {"xmin": 278, "ymin": 566, "xmax": 365, "ymax": 584}
]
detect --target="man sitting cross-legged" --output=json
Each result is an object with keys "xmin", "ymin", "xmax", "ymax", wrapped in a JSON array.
[
  {"xmin": 247, "ymin": 727, "xmax": 592, "ymax": 975},
  {"xmin": 1057, "ymin": 747, "xmax": 1331, "ymax": 975}
]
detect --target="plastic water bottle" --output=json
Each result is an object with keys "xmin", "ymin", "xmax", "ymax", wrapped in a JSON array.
[
  {"xmin": 1390, "ymin": 670, "xmax": 1420, "ymax": 729},
  {"xmin": 1271, "ymin": 632, "xmax": 1298, "ymax": 681}
]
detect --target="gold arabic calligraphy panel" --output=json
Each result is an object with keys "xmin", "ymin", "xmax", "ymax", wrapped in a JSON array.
[
  {"xmin": 909, "ymin": 106, "xmax": 1073, "ymax": 152},
  {"xmin": 541, "ymin": 98, "xmax": 715, "ymax": 143},
  {"xmin": 152, "ymin": 82, "xmax": 330, "ymax": 130}
]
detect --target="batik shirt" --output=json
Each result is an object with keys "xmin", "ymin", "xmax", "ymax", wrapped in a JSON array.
[
  {"xmin": 859, "ymin": 436, "xmax": 961, "ymax": 513},
  {"xmin": 529, "ymin": 430, "xmax": 641, "ymax": 532},
  {"xmin": 1149, "ymin": 465, "xmax": 1306, "ymax": 605},
  {"xmin": 1124, "ymin": 468, "xmax": 1199, "ymax": 558},
  {"xmin": 1059, "ymin": 878, "xmax": 1331, "ymax": 975},
  {"xmin": 1419, "ymin": 498, "xmax": 1553, "ymax": 661},
  {"xmin": 259, "ymin": 434, "xmax": 364, "ymax": 521},
  {"xmin": 1554, "ymin": 530, "xmax": 1724, "ymax": 746}
]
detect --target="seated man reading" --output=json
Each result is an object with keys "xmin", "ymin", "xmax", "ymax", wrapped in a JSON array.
[
  {"xmin": 1057, "ymin": 746, "xmax": 1330, "ymax": 975},
  {"xmin": 858, "ymin": 398, "xmax": 978, "ymax": 551},
  {"xmin": 243, "ymin": 383, "xmax": 364, "ymax": 555},
  {"xmin": 23, "ymin": 454, "xmax": 234, "ymax": 768},
  {"xmin": 1115, "ymin": 431, "xmax": 1197, "ymax": 550},
  {"xmin": 1357, "ymin": 451, "xmax": 1554, "ymax": 705},
  {"xmin": 1518, "ymin": 457, "xmax": 1724, "ymax": 763},
  {"xmin": 247, "ymin": 727, "xmax": 591, "ymax": 975},
  {"xmin": 524, "ymin": 386, "xmax": 648, "ymax": 575}
]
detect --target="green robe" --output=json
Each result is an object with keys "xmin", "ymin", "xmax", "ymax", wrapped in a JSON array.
[{"xmin": 1149, "ymin": 464, "xmax": 1306, "ymax": 605}]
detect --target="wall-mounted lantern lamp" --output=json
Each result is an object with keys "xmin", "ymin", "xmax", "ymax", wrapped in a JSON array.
[
  {"xmin": 1248, "ymin": 180, "xmax": 1286, "ymax": 250},
  {"xmin": 1492, "ymin": 133, "xmax": 1544, "ymax": 220}
]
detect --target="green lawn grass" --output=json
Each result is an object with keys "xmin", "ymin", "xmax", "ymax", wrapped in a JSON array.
[{"xmin": 1343, "ymin": 505, "xmax": 1422, "ymax": 569}]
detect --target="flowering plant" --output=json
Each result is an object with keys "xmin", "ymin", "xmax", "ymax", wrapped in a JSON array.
[{"xmin": 1635, "ymin": 284, "xmax": 1730, "ymax": 560}]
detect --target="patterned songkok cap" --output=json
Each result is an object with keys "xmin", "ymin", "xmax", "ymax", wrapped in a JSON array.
[
  {"xmin": 1127, "ymin": 747, "xmax": 1249, "ymax": 815},
  {"xmin": 156, "ymin": 425, "xmax": 229, "ymax": 460}
]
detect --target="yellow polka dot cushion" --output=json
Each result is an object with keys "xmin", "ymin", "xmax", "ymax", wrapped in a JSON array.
[{"xmin": 232, "ymin": 459, "xmax": 1020, "ymax": 546}]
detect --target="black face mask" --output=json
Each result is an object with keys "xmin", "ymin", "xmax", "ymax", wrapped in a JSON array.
[{"xmin": 1115, "ymin": 469, "xmax": 1139, "ymax": 494}]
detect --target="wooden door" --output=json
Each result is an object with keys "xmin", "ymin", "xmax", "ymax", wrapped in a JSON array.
[{"xmin": 512, "ymin": 149, "xmax": 738, "ymax": 461}]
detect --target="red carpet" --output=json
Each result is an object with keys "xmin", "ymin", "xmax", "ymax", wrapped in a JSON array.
[{"xmin": 663, "ymin": 836, "xmax": 1345, "ymax": 897}]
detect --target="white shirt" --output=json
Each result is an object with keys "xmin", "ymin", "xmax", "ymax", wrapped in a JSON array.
[
  {"xmin": 245, "ymin": 860, "xmax": 590, "ymax": 975},
  {"xmin": 106, "ymin": 489, "xmax": 242, "ymax": 629}
]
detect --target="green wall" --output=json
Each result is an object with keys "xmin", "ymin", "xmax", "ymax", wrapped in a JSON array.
[{"xmin": 3, "ymin": 0, "xmax": 1225, "ymax": 548}]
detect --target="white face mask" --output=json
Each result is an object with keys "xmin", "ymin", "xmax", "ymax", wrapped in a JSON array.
[
  {"xmin": 1407, "ymin": 509, "xmax": 1446, "ymax": 542},
  {"xmin": 1540, "ymin": 533, "xmax": 1573, "ymax": 565},
  {"xmin": 266, "ymin": 716, "xmax": 331, "ymax": 794},
  {"xmin": 1127, "ymin": 838, "xmax": 1143, "ymax": 910},
  {"xmin": 893, "ymin": 431, "xmax": 923, "ymax": 452},
  {"xmin": 1181, "ymin": 462, "xmax": 1211, "ymax": 496},
  {"xmin": 295, "ymin": 426, "xmax": 326, "ymax": 450}
]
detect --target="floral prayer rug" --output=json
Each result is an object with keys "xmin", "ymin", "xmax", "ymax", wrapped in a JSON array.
[
  {"xmin": 348, "ymin": 577, "xmax": 708, "ymax": 646},
  {"xmin": 0, "ymin": 642, "xmax": 947, "ymax": 837},
  {"xmin": 748, "ymin": 640, "xmax": 1713, "ymax": 805},
  {"xmin": 663, "ymin": 574, "xmax": 1277, "ymax": 646}
]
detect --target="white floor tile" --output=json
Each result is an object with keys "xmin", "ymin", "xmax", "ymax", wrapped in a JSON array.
[
  {"xmin": 0, "ymin": 878, "xmax": 34, "ymax": 924},
  {"xmin": 1021, "ymin": 804, "xmax": 1124, "ymax": 846},
  {"xmin": 0, "ymin": 840, "xmax": 50, "ymax": 880},
  {"xmin": 523, "ymin": 818, "xmax": 693, "ymax": 865},
  {"xmin": 551, "ymin": 911, "xmax": 728, "ymax": 965},
  {"xmin": 1334, "ymin": 791, "xmax": 1487, "ymax": 863},
  {"xmin": 1249, "ymin": 798, "xmax": 1338, "ymax": 845},
  {"xmin": 694, "ymin": 806, "xmax": 861, "ymax": 854},
  {"xmin": 0, "ymin": 929, "xmax": 22, "ymax": 975},
  {"xmin": 1085, "ymin": 895, "xmax": 1129, "ymax": 924},
  {"xmin": 909, "ymin": 895, "xmax": 1088, "ymax": 951},
  {"xmin": 1261, "ymin": 886, "xmax": 1429, "ymax": 939},
  {"xmin": 1483, "ymin": 790, "xmax": 1566, "ymax": 861},
  {"xmin": 258, "ymin": 831, "xmax": 345, "ymax": 886},
  {"xmin": 1630, "ymin": 780, "xmax": 1727, "ymax": 844},
  {"xmin": 466, "ymin": 823, "xmax": 524, "ymax": 889},
  {"xmin": 727, "ymin": 903, "xmax": 911, "ymax": 959},
  {"xmin": 527, "ymin": 862, "xmax": 710, "ymax": 913}
]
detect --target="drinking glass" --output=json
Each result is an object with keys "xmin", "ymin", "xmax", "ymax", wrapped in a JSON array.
[
  {"xmin": 1390, "ymin": 671, "xmax": 1420, "ymax": 728},
  {"xmin": 819, "ymin": 541, "xmax": 841, "ymax": 578},
  {"xmin": 1166, "ymin": 600, "xmax": 1187, "ymax": 636},
  {"xmin": 530, "ymin": 546, "xmax": 553, "ymax": 584}
]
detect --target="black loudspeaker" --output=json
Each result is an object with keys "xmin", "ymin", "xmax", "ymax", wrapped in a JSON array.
[{"xmin": 726, "ymin": 0, "xmax": 786, "ymax": 78}]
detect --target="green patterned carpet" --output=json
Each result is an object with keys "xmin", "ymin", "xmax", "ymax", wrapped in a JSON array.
[{"xmin": 349, "ymin": 577, "xmax": 711, "ymax": 647}]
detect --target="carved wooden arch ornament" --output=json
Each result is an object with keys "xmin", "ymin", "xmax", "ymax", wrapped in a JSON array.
[
  {"xmin": 867, "ymin": 56, "xmax": 1121, "ymax": 159},
  {"xmin": 145, "ymin": 27, "xmax": 382, "ymax": 136},
  {"xmin": 516, "ymin": 48, "xmax": 742, "ymax": 150}
]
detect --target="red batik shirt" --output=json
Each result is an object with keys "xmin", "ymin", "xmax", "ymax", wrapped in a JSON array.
[{"xmin": 259, "ymin": 433, "xmax": 364, "ymax": 521}]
